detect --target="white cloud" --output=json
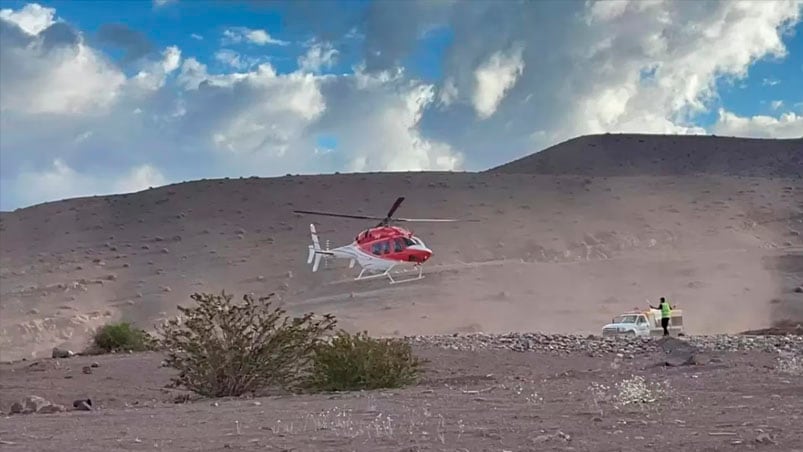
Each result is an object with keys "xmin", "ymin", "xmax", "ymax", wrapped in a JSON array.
[
  {"xmin": 418, "ymin": 0, "xmax": 802, "ymax": 165},
  {"xmin": 129, "ymin": 45, "xmax": 182, "ymax": 91},
  {"xmin": 316, "ymin": 67, "xmax": 462, "ymax": 172},
  {"xmin": 565, "ymin": 0, "xmax": 802, "ymax": 137},
  {"xmin": 201, "ymin": 64, "xmax": 327, "ymax": 156},
  {"xmin": 0, "ymin": 0, "xmax": 801, "ymax": 210},
  {"xmin": 472, "ymin": 45, "xmax": 525, "ymax": 119},
  {"xmin": 771, "ymin": 100, "xmax": 784, "ymax": 110},
  {"xmin": 713, "ymin": 108, "xmax": 803, "ymax": 138},
  {"xmin": 214, "ymin": 49, "xmax": 245, "ymax": 69},
  {"xmin": 6, "ymin": 159, "xmax": 166, "ymax": 208},
  {"xmin": 222, "ymin": 27, "xmax": 288, "ymax": 46},
  {"xmin": 0, "ymin": 3, "xmax": 466, "ymax": 210},
  {"xmin": 298, "ymin": 41, "xmax": 338, "ymax": 73},
  {"xmin": 0, "ymin": 10, "xmax": 127, "ymax": 115},
  {"xmin": 0, "ymin": 2, "xmax": 55, "ymax": 35}
]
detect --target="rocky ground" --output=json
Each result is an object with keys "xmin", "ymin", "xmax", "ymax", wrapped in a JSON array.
[
  {"xmin": 1, "ymin": 333, "xmax": 801, "ymax": 452},
  {"xmin": 1, "ymin": 134, "xmax": 802, "ymax": 450}
]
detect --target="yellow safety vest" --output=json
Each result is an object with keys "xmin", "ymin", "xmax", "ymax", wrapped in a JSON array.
[{"xmin": 661, "ymin": 302, "xmax": 671, "ymax": 319}]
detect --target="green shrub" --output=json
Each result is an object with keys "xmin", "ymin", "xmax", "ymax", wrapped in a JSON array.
[
  {"xmin": 306, "ymin": 330, "xmax": 425, "ymax": 392},
  {"xmin": 92, "ymin": 321, "xmax": 156, "ymax": 353},
  {"xmin": 156, "ymin": 291, "xmax": 337, "ymax": 397}
]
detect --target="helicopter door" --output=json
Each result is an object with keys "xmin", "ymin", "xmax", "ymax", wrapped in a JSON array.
[
  {"xmin": 393, "ymin": 238, "xmax": 405, "ymax": 253},
  {"xmin": 371, "ymin": 242, "xmax": 382, "ymax": 255}
]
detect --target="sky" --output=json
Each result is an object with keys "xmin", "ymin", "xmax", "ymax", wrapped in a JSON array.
[{"xmin": 0, "ymin": 0, "xmax": 801, "ymax": 211}]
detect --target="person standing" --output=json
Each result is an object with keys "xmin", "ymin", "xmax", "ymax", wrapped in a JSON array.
[{"xmin": 649, "ymin": 297, "xmax": 672, "ymax": 336}]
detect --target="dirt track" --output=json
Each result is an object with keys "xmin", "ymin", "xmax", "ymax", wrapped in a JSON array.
[{"xmin": 1, "ymin": 341, "xmax": 802, "ymax": 452}]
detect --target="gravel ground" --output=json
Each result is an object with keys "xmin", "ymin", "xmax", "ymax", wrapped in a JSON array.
[{"xmin": 1, "ymin": 334, "xmax": 801, "ymax": 452}]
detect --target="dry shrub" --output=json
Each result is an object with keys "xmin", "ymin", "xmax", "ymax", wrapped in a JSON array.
[
  {"xmin": 90, "ymin": 321, "xmax": 157, "ymax": 353},
  {"xmin": 306, "ymin": 330, "xmax": 425, "ymax": 392},
  {"xmin": 777, "ymin": 350, "xmax": 802, "ymax": 376},
  {"xmin": 156, "ymin": 291, "xmax": 336, "ymax": 397}
]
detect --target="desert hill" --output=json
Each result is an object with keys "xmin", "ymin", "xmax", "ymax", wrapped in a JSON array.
[
  {"xmin": 1, "ymin": 134, "xmax": 802, "ymax": 361},
  {"xmin": 489, "ymin": 133, "xmax": 803, "ymax": 177}
]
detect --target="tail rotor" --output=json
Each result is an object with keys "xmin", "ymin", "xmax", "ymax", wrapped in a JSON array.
[{"xmin": 307, "ymin": 223, "xmax": 333, "ymax": 272}]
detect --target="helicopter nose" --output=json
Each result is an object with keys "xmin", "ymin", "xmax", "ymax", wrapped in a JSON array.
[
  {"xmin": 407, "ymin": 244, "xmax": 432, "ymax": 261},
  {"xmin": 420, "ymin": 247, "xmax": 433, "ymax": 261}
]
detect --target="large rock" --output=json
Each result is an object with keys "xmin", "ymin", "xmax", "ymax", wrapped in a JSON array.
[
  {"xmin": 72, "ymin": 398, "xmax": 93, "ymax": 411},
  {"xmin": 51, "ymin": 347, "xmax": 74, "ymax": 358},
  {"xmin": 9, "ymin": 395, "xmax": 66, "ymax": 415}
]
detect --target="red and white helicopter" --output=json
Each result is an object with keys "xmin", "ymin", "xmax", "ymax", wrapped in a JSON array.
[{"xmin": 294, "ymin": 196, "xmax": 465, "ymax": 284}]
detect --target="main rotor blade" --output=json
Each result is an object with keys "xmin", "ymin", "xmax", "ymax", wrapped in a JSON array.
[
  {"xmin": 392, "ymin": 217, "xmax": 472, "ymax": 222},
  {"xmin": 385, "ymin": 196, "xmax": 405, "ymax": 219},
  {"xmin": 293, "ymin": 210, "xmax": 385, "ymax": 220}
]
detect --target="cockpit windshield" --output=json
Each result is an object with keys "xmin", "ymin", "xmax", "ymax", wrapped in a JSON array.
[{"xmin": 612, "ymin": 315, "xmax": 638, "ymax": 324}]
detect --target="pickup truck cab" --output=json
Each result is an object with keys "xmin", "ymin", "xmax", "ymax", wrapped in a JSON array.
[
  {"xmin": 602, "ymin": 313, "xmax": 652, "ymax": 337},
  {"xmin": 602, "ymin": 308, "xmax": 685, "ymax": 337}
]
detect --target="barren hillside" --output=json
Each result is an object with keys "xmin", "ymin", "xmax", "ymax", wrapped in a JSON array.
[
  {"xmin": 489, "ymin": 134, "xmax": 803, "ymax": 177},
  {"xmin": 1, "ymin": 134, "xmax": 802, "ymax": 361}
]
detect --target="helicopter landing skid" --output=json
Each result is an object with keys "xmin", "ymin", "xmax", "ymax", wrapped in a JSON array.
[{"xmin": 337, "ymin": 265, "xmax": 425, "ymax": 285}]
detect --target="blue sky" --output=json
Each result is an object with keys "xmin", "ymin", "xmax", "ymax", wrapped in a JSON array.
[
  {"xmin": 705, "ymin": 22, "xmax": 803, "ymax": 124},
  {"xmin": 0, "ymin": 0, "xmax": 458, "ymax": 79},
  {"xmin": 11, "ymin": 0, "xmax": 793, "ymax": 116},
  {"xmin": 0, "ymin": 0, "xmax": 801, "ymax": 210}
]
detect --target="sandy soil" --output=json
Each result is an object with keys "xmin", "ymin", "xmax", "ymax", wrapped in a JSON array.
[
  {"xmin": 1, "ymin": 135, "xmax": 802, "ymax": 361},
  {"xmin": 1, "ymin": 344, "xmax": 801, "ymax": 452},
  {"xmin": 1, "ymin": 133, "xmax": 802, "ymax": 452}
]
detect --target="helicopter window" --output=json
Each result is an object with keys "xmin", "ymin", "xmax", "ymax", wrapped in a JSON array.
[
  {"xmin": 382, "ymin": 240, "xmax": 391, "ymax": 254},
  {"xmin": 403, "ymin": 237, "xmax": 416, "ymax": 247},
  {"xmin": 394, "ymin": 238, "xmax": 405, "ymax": 252},
  {"xmin": 371, "ymin": 243, "xmax": 382, "ymax": 255}
]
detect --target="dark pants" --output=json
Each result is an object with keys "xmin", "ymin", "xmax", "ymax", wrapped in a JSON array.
[{"xmin": 661, "ymin": 317, "xmax": 669, "ymax": 336}]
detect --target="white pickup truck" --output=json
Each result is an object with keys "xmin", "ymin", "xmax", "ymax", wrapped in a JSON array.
[{"xmin": 601, "ymin": 308, "xmax": 684, "ymax": 337}]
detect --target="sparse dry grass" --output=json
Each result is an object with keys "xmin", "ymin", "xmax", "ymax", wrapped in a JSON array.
[
  {"xmin": 589, "ymin": 374, "xmax": 672, "ymax": 415},
  {"xmin": 266, "ymin": 403, "xmax": 467, "ymax": 445}
]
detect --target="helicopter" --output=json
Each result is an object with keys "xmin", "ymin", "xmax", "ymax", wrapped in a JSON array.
[{"xmin": 293, "ymin": 196, "xmax": 466, "ymax": 284}]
